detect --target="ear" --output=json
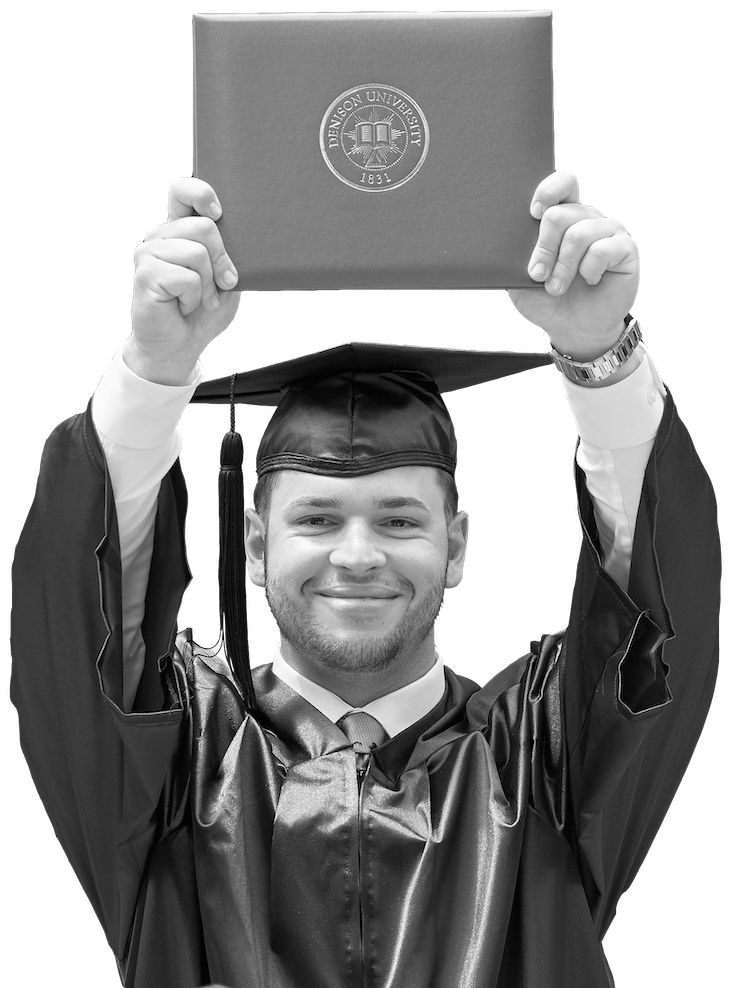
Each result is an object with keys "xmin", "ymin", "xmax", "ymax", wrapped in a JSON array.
[
  {"xmin": 445, "ymin": 510, "xmax": 469, "ymax": 589},
  {"xmin": 244, "ymin": 508, "xmax": 267, "ymax": 588}
]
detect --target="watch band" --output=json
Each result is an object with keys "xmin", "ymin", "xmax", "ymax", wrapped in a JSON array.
[{"xmin": 549, "ymin": 315, "xmax": 643, "ymax": 383}]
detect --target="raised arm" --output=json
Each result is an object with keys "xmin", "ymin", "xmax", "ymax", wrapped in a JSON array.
[
  {"xmin": 10, "ymin": 178, "xmax": 241, "ymax": 960},
  {"xmin": 94, "ymin": 179, "xmax": 241, "ymax": 708},
  {"xmin": 508, "ymin": 172, "xmax": 719, "ymax": 935}
]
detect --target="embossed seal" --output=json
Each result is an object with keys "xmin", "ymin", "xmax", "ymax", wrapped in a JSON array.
[{"xmin": 320, "ymin": 84, "xmax": 429, "ymax": 192}]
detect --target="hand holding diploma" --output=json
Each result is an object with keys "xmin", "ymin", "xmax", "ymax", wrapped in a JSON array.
[
  {"xmin": 126, "ymin": 177, "xmax": 240, "ymax": 386},
  {"xmin": 509, "ymin": 169, "xmax": 640, "ymax": 377}
]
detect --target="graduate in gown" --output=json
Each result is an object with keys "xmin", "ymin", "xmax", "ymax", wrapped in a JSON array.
[{"xmin": 11, "ymin": 171, "xmax": 720, "ymax": 988}]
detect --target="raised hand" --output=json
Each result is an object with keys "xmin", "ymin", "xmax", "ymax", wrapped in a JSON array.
[
  {"xmin": 127, "ymin": 177, "xmax": 241, "ymax": 385},
  {"xmin": 509, "ymin": 169, "xmax": 639, "ymax": 361}
]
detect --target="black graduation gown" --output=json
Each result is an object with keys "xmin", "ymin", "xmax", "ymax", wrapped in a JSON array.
[{"xmin": 10, "ymin": 391, "xmax": 720, "ymax": 988}]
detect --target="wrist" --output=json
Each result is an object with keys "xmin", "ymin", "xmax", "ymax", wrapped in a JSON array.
[
  {"xmin": 122, "ymin": 336, "xmax": 201, "ymax": 387},
  {"xmin": 547, "ymin": 319, "xmax": 625, "ymax": 362},
  {"xmin": 549, "ymin": 315, "xmax": 643, "ymax": 387}
]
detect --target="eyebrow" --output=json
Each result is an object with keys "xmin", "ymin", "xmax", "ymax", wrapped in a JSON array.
[
  {"xmin": 283, "ymin": 495, "xmax": 431, "ymax": 513},
  {"xmin": 374, "ymin": 496, "xmax": 431, "ymax": 513}
]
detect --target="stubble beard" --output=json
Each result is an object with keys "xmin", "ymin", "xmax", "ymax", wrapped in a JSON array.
[{"xmin": 265, "ymin": 572, "xmax": 447, "ymax": 674}]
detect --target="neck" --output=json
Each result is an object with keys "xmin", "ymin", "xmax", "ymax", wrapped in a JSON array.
[{"xmin": 278, "ymin": 633, "xmax": 437, "ymax": 707}]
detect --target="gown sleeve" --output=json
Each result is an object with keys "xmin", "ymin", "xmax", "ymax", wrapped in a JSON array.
[
  {"xmin": 10, "ymin": 403, "xmax": 192, "ymax": 958},
  {"xmin": 558, "ymin": 388, "xmax": 720, "ymax": 936}
]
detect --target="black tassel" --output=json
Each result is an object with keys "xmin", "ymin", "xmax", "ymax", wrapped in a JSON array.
[{"xmin": 218, "ymin": 376, "xmax": 256, "ymax": 712}]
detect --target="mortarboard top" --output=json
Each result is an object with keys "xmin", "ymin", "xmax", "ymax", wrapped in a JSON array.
[
  {"xmin": 192, "ymin": 341, "xmax": 553, "ymax": 406},
  {"xmin": 192, "ymin": 342, "xmax": 553, "ymax": 478},
  {"xmin": 192, "ymin": 342, "xmax": 552, "ymax": 713}
]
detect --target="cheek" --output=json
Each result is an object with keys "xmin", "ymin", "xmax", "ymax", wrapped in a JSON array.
[
  {"xmin": 392, "ymin": 540, "xmax": 450, "ymax": 584},
  {"xmin": 264, "ymin": 535, "xmax": 328, "ymax": 585}
]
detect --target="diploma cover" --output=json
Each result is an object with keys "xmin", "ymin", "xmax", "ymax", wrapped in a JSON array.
[{"xmin": 193, "ymin": 12, "xmax": 554, "ymax": 290}]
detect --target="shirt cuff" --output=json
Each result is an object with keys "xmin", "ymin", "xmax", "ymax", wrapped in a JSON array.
[
  {"xmin": 561, "ymin": 344, "xmax": 667, "ymax": 449},
  {"xmin": 92, "ymin": 347, "xmax": 204, "ymax": 449}
]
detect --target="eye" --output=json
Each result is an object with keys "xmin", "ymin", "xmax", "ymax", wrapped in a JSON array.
[
  {"xmin": 382, "ymin": 517, "xmax": 419, "ymax": 532},
  {"xmin": 296, "ymin": 515, "xmax": 335, "ymax": 529}
]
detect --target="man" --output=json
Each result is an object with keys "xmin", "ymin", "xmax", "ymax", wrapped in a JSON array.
[{"xmin": 11, "ymin": 170, "xmax": 719, "ymax": 988}]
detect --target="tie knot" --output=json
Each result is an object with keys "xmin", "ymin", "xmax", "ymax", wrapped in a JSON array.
[{"xmin": 337, "ymin": 711, "xmax": 388, "ymax": 751}]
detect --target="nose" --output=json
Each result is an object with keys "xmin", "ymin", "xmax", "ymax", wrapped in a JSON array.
[{"xmin": 329, "ymin": 520, "xmax": 386, "ymax": 575}]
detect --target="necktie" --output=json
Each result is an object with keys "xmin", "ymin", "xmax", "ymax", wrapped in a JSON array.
[{"xmin": 337, "ymin": 711, "xmax": 388, "ymax": 774}]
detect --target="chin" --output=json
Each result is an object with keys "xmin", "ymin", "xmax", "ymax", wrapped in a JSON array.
[{"xmin": 267, "ymin": 578, "xmax": 446, "ymax": 676}]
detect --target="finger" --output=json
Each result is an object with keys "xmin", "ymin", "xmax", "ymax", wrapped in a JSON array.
[
  {"xmin": 145, "ymin": 215, "xmax": 238, "ymax": 292},
  {"xmin": 528, "ymin": 203, "xmax": 604, "ymax": 282},
  {"xmin": 136, "ymin": 257, "xmax": 206, "ymax": 317},
  {"xmin": 545, "ymin": 219, "xmax": 630, "ymax": 295},
  {"xmin": 578, "ymin": 232, "xmax": 639, "ymax": 287},
  {"xmin": 541, "ymin": 217, "xmax": 628, "ymax": 295},
  {"xmin": 530, "ymin": 168, "xmax": 581, "ymax": 219},
  {"xmin": 136, "ymin": 239, "xmax": 218, "ymax": 314},
  {"xmin": 167, "ymin": 177, "xmax": 223, "ymax": 223}
]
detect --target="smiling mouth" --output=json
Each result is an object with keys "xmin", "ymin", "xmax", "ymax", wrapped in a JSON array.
[{"xmin": 317, "ymin": 587, "xmax": 399, "ymax": 600}]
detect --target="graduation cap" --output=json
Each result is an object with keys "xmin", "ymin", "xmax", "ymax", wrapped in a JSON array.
[{"xmin": 190, "ymin": 342, "xmax": 552, "ymax": 712}]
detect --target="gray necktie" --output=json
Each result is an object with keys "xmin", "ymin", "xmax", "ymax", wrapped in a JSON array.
[{"xmin": 337, "ymin": 711, "xmax": 388, "ymax": 773}]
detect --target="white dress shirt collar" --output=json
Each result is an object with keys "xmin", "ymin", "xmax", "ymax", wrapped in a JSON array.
[{"xmin": 271, "ymin": 646, "xmax": 446, "ymax": 738}]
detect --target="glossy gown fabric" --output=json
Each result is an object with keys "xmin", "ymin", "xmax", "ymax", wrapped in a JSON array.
[{"xmin": 11, "ymin": 392, "xmax": 720, "ymax": 988}]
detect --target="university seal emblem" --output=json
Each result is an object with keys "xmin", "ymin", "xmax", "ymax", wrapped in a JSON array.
[{"xmin": 319, "ymin": 84, "xmax": 430, "ymax": 192}]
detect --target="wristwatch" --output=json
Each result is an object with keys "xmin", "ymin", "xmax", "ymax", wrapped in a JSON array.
[{"xmin": 549, "ymin": 315, "xmax": 643, "ymax": 383}]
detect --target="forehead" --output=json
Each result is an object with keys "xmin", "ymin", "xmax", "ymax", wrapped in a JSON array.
[{"xmin": 269, "ymin": 466, "xmax": 445, "ymax": 511}]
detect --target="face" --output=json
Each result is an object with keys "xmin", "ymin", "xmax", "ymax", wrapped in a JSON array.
[{"xmin": 245, "ymin": 467, "xmax": 468, "ymax": 689}]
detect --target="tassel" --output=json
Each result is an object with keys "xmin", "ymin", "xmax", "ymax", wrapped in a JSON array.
[{"xmin": 218, "ymin": 375, "xmax": 256, "ymax": 712}]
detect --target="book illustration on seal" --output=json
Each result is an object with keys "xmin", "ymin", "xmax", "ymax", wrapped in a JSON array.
[{"xmin": 347, "ymin": 114, "xmax": 406, "ymax": 168}]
